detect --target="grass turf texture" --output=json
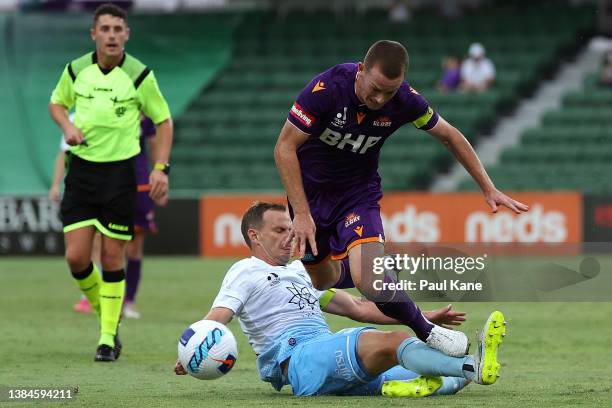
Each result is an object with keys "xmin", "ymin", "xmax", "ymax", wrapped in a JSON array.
[{"xmin": 1, "ymin": 257, "xmax": 611, "ymax": 407}]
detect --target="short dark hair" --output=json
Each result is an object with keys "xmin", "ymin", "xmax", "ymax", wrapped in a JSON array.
[
  {"xmin": 93, "ymin": 3, "xmax": 128, "ymax": 26},
  {"xmin": 363, "ymin": 40, "xmax": 409, "ymax": 79},
  {"xmin": 241, "ymin": 202, "xmax": 287, "ymax": 248}
]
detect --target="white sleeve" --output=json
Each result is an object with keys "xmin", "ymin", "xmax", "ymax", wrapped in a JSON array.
[
  {"xmin": 59, "ymin": 113, "xmax": 75, "ymax": 152},
  {"xmin": 211, "ymin": 263, "xmax": 254, "ymax": 314},
  {"xmin": 59, "ymin": 136, "xmax": 70, "ymax": 152}
]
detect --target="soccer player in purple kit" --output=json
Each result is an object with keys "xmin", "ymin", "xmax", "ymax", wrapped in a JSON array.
[
  {"xmin": 274, "ymin": 40, "xmax": 528, "ymax": 357},
  {"xmin": 123, "ymin": 114, "xmax": 167, "ymax": 319}
]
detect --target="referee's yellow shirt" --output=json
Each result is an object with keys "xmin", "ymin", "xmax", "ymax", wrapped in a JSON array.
[{"xmin": 50, "ymin": 51, "xmax": 171, "ymax": 163}]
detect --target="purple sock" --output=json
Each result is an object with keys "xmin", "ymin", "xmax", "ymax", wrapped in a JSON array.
[
  {"xmin": 374, "ymin": 274, "xmax": 434, "ymax": 341},
  {"xmin": 334, "ymin": 258, "xmax": 355, "ymax": 289},
  {"xmin": 125, "ymin": 258, "xmax": 142, "ymax": 303}
]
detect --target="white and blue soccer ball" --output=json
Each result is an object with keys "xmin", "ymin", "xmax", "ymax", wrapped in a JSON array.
[{"xmin": 178, "ymin": 320, "xmax": 238, "ymax": 380}]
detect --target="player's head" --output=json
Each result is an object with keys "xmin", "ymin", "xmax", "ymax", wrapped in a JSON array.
[
  {"xmin": 241, "ymin": 202, "xmax": 292, "ymax": 266},
  {"xmin": 468, "ymin": 42, "xmax": 485, "ymax": 61},
  {"xmin": 444, "ymin": 56, "xmax": 460, "ymax": 69},
  {"xmin": 356, "ymin": 40, "xmax": 408, "ymax": 110},
  {"xmin": 91, "ymin": 3, "xmax": 129, "ymax": 59}
]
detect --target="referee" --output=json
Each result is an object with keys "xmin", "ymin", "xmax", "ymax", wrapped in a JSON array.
[{"xmin": 48, "ymin": 4, "xmax": 173, "ymax": 362}]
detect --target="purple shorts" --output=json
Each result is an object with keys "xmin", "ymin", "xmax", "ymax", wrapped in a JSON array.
[
  {"xmin": 289, "ymin": 186, "xmax": 385, "ymax": 265},
  {"xmin": 134, "ymin": 189, "xmax": 157, "ymax": 233}
]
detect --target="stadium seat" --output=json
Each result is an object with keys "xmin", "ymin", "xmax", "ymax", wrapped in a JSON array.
[{"xmin": 458, "ymin": 74, "xmax": 612, "ymax": 193}]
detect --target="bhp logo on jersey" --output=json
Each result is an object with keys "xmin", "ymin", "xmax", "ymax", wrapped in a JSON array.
[
  {"xmin": 319, "ymin": 128, "xmax": 382, "ymax": 154},
  {"xmin": 290, "ymin": 103, "xmax": 315, "ymax": 128}
]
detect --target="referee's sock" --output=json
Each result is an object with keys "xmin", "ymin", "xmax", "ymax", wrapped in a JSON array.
[
  {"xmin": 98, "ymin": 269, "xmax": 125, "ymax": 347},
  {"xmin": 71, "ymin": 262, "xmax": 102, "ymax": 318}
]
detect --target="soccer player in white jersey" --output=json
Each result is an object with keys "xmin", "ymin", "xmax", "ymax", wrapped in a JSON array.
[{"xmin": 174, "ymin": 202, "xmax": 507, "ymax": 397}]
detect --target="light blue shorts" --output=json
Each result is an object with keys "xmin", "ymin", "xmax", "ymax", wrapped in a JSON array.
[
  {"xmin": 285, "ymin": 326, "xmax": 466, "ymax": 397},
  {"xmin": 287, "ymin": 327, "xmax": 377, "ymax": 396}
]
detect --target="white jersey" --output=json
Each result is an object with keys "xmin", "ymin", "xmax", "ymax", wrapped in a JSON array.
[
  {"xmin": 460, "ymin": 58, "xmax": 496, "ymax": 88},
  {"xmin": 212, "ymin": 257, "xmax": 328, "ymax": 355}
]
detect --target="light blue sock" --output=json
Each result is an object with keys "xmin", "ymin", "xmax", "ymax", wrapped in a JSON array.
[
  {"xmin": 397, "ymin": 337, "xmax": 475, "ymax": 380},
  {"xmin": 433, "ymin": 377, "xmax": 469, "ymax": 395}
]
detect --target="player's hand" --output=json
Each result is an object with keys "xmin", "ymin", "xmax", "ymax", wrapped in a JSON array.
[
  {"xmin": 149, "ymin": 170, "xmax": 169, "ymax": 201},
  {"xmin": 174, "ymin": 360, "xmax": 187, "ymax": 375},
  {"xmin": 424, "ymin": 304, "xmax": 466, "ymax": 328},
  {"xmin": 63, "ymin": 124, "xmax": 85, "ymax": 146},
  {"xmin": 285, "ymin": 212, "xmax": 317, "ymax": 259},
  {"xmin": 153, "ymin": 193, "xmax": 168, "ymax": 207},
  {"xmin": 484, "ymin": 189, "xmax": 529, "ymax": 214},
  {"xmin": 48, "ymin": 185, "xmax": 61, "ymax": 202}
]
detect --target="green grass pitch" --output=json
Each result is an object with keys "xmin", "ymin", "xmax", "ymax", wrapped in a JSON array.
[{"xmin": 1, "ymin": 257, "xmax": 611, "ymax": 407}]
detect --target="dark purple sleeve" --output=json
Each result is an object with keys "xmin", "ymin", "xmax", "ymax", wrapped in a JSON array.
[
  {"xmin": 140, "ymin": 116, "xmax": 156, "ymax": 139},
  {"xmin": 403, "ymin": 86, "xmax": 439, "ymax": 131},
  {"xmin": 286, "ymin": 72, "xmax": 333, "ymax": 135}
]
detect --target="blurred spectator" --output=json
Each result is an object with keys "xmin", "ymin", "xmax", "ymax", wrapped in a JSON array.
[
  {"xmin": 439, "ymin": 0, "xmax": 463, "ymax": 19},
  {"xmin": 599, "ymin": 50, "xmax": 612, "ymax": 87},
  {"xmin": 386, "ymin": 0, "xmax": 411, "ymax": 23},
  {"xmin": 437, "ymin": 56, "xmax": 461, "ymax": 93},
  {"xmin": 460, "ymin": 42, "xmax": 496, "ymax": 93},
  {"xmin": 19, "ymin": 0, "xmax": 133, "ymax": 12}
]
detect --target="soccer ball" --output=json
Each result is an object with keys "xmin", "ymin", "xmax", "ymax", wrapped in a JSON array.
[{"xmin": 177, "ymin": 320, "xmax": 238, "ymax": 380}]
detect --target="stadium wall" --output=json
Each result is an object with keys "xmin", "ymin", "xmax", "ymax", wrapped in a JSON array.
[
  {"xmin": 4, "ymin": 192, "xmax": 612, "ymax": 256},
  {"xmin": 200, "ymin": 192, "xmax": 584, "ymax": 256}
]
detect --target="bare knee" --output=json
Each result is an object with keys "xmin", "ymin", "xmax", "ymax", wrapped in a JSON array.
[
  {"xmin": 348, "ymin": 242, "xmax": 385, "ymax": 300},
  {"xmin": 357, "ymin": 330, "xmax": 413, "ymax": 375},
  {"xmin": 126, "ymin": 235, "xmax": 144, "ymax": 259},
  {"xmin": 380, "ymin": 331, "xmax": 411, "ymax": 359},
  {"xmin": 65, "ymin": 248, "xmax": 90, "ymax": 272},
  {"xmin": 308, "ymin": 269, "xmax": 335, "ymax": 290},
  {"xmin": 350, "ymin": 269, "xmax": 388, "ymax": 302},
  {"xmin": 305, "ymin": 261, "xmax": 339, "ymax": 290},
  {"xmin": 101, "ymin": 239, "xmax": 126, "ymax": 270},
  {"xmin": 353, "ymin": 272, "xmax": 381, "ymax": 302},
  {"xmin": 64, "ymin": 228, "xmax": 95, "ymax": 272},
  {"xmin": 101, "ymin": 252, "xmax": 124, "ymax": 270}
]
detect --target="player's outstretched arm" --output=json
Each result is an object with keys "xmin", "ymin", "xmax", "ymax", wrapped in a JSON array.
[
  {"xmin": 322, "ymin": 289, "xmax": 400, "ymax": 324},
  {"xmin": 427, "ymin": 117, "xmax": 529, "ymax": 214},
  {"xmin": 203, "ymin": 307, "xmax": 234, "ymax": 325},
  {"xmin": 274, "ymin": 120, "xmax": 317, "ymax": 258},
  {"xmin": 423, "ymin": 304, "xmax": 467, "ymax": 328},
  {"xmin": 323, "ymin": 290, "xmax": 468, "ymax": 328},
  {"xmin": 174, "ymin": 307, "xmax": 234, "ymax": 376}
]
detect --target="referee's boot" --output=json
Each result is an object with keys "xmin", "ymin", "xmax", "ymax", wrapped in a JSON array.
[
  {"xmin": 94, "ymin": 344, "xmax": 116, "ymax": 362},
  {"xmin": 113, "ymin": 325, "xmax": 122, "ymax": 360},
  {"xmin": 94, "ymin": 321, "xmax": 122, "ymax": 362}
]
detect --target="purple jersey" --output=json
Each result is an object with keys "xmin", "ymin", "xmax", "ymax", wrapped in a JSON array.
[
  {"xmin": 441, "ymin": 67, "xmax": 461, "ymax": 90},
  {"xmin": 287, "ymin": 63, "xmax": 439, "ymax": 195},
  {"xmin": 135, "ymin": 116, "xmax": 156, "ymax": 185}
]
